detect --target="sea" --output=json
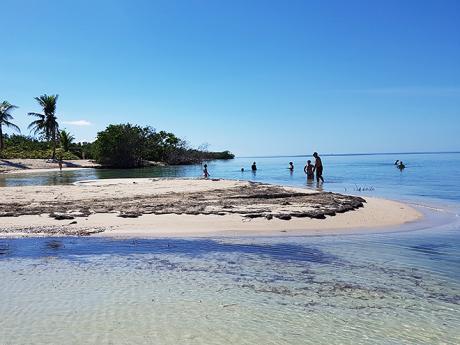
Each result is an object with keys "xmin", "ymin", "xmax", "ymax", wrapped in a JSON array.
[{"xmin": 0, "ymin": 152, "xmax": 459, "ymax": 344}]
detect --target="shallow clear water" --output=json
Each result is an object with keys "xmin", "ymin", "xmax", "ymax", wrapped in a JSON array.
[
  {"xmin": 1, "ymin": 226, "xmax": 459, "ymax": 344},
  {"xmin": 1, "ymin": 153, "xmax": 460, "ymax": 344},
  {"xmin": 2, "ymin": 152, "xmax": 459, "ymax": 203}
]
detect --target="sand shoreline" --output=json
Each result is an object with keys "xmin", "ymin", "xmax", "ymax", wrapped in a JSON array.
[
  {"xmin": 0, "ymin": 158, "xmax": 99, "ymax": 174},
  {"xmin": 0, "ymin": 178, "xmax": 422, "ymax": 238}
]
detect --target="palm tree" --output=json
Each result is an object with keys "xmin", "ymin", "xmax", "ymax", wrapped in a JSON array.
[
  {"xmin": 28, "ymin": 94, "xmax": 60, "ymax": 159},
  {"xmin": 0, "ymin": 101, "xmax": 21, "ymax": 150},
  {"xmin": 60, "ymin": 129, "xmax": 75, "ymax": 152}
]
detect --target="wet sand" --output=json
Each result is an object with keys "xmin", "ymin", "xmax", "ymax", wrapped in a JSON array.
[{"xmin": 0, "ymin": 178, "xmax": 422, "ymax": 237}]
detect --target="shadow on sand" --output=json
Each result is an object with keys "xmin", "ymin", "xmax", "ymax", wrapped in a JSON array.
[{"xmin": 0, "ymin": 160, "xmax": 30, "ymax": 170}]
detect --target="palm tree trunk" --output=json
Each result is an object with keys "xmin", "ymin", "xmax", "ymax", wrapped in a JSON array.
[
  {"xmin": 0, "ymin": 125, "xmax": 3, "ymax": 150},
  {"xmin": 51, "ymin": 132, "xmax": 56, "ymax": 159}
]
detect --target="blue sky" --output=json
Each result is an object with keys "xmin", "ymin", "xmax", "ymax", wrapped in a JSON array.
[{"xmin": 1, "ymin": 0, "xmax": 459, "ymax": 156}]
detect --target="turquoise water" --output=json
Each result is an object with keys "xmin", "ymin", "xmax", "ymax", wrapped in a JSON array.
[
  {"xmin": 2, "ymin": 152, "xmax": 459, "ymax": 203},
  {"xmin": 1, "ymin": 153, "xmax": 459, "ymax": 344}
]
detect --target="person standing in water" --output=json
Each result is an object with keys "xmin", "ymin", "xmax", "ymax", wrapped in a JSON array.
[
  {"xmin": 251, "ymin": 162, "xmax": 257, "ymax": 171},
  {"xmin": 288, "ymin": 162, "xmax": 294, "ymax": 171},
  {"xmin": 313, "ymin": 152, "xmax": 324, "ymax": 183},
  {"xmin": 203, "ymin": 164, "xmax": 210, "ymax": 178},
  {"xmin": 56, "ymin": 148, "xmax": 64, "ymax": 171},
  {"xmin": 304, "ymin": 160, "xmax": 314, "ymax": 180}
]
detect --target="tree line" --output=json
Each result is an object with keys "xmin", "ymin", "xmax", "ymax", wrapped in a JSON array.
[{"xmin": 0, "ymin": 95, "xmax": 234, "ymax": 166}]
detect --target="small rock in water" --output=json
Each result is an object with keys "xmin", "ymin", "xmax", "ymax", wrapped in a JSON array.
[{"xmin": 46, "ymin": 240, "xmax": 63, "ymax": 249}]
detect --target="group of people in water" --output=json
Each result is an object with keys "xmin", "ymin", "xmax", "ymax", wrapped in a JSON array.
[
  {"xmin": 203, "ymin": 152, "xmax": 325, "ymax": 183},
  {"xmin": 204, "ymin": 153, "xmax": 406, "ymax": 180},
  {"xmin": 286, "ymin": 152, "xmax": 324, "ymax": 183}
]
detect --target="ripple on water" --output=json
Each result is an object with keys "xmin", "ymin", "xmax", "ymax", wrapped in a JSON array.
[{"xmin": 0, "ymin": 234, "xmax": 459, "ymax": 344}]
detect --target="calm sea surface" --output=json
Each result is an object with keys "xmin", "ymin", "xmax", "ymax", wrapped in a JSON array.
[{"xmin": 1, "ymin": 153, "xmax": 459, "ymax": 344}]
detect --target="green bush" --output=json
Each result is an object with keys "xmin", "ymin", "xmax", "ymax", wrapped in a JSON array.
[
  {"xmin": 0, "ymin": 148, "xmax": 79, "ymax": 160},
  {"xmin": 93, "ymin": 124, "xmax": 146, "ymax": 168},
  {"xmin": 3, "ymin": 134, "xmax": 49, "ymax": 151},
  {"xmin": 1, "ymin": 125, "xmax": 234, "ymax": 166}
]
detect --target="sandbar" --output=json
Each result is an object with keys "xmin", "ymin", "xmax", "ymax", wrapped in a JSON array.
[{"xmin": 0, "ymin": 178, "xmax": 422, "ymax": 237}]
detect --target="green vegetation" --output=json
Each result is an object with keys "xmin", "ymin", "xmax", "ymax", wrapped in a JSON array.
[
  {"xmin": 28, "ymin": 94, "xmax": 60, "ymax": 159},
  {"xmin": 60, "ymin": 129, "xmax": 75, "ymax": 152},
  {"xmin": 93, "ymin": 124, "xmax": 234, "ymax": 168},
  {"xmin": 0, "ymin": 101, "xmax": 21, "ymax": 150},
  {"xmin": 93, "ymin": 124, "xmax": 148, "ymax": 168},
  {"xmin": 1, "ymin": 96, "xmax": 234, "ymax": 166},
  {"xmin": 0, "ymin": 134, "xmax": 79, "ymax": 159}
]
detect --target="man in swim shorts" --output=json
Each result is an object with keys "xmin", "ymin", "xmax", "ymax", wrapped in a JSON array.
[{"xmin": 313, "ymin": 152, "xmax": 324, "ymax": 183}]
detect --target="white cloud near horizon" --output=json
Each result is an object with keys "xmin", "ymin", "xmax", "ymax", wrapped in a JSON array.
[{"xmin": 62, "ymin": 120, "xmax": 92, "ymax": 126}]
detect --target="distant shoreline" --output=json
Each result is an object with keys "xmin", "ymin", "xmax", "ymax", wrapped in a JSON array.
[
  {"xmin": 240, "ymin": 151, "xmax": 460, "ymax": 159},
  {"xmin": 0, "ymin": 159, "xmax": 100, "ymax": 174}
]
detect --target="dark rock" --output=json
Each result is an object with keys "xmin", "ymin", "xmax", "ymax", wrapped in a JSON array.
[
  {"xmin": 0, "ymin": 212, "xmax": 18, "ymax": 217},
  {"xmin": 49, "ymin": 213, "xmax": 75, "ymax": 220},
  {"xmin": 118, "ymin": 212, "xmax": 142, "ymax": 218},
  {"xmin": 185, "ymin": 211, "xmax": 200, "ymax": 215},
  {"xmin": 46, "ymin": 240, "xmax": 63, "ymax": 249},
  {"xmin": 275, "ymin": 214, "xmax": 292, "ymax": 221},
  {"xmin": 244, "ymin": 213, "xmax": 264, "ymax": 219}
]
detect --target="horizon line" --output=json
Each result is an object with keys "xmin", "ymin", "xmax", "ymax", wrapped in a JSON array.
[{"xmin": 237, "ymin": 151, "xmax": 460, "ymax": 159}]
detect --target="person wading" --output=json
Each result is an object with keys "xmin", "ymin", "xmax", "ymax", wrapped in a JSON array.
[
  {"xmin": 304, "ymin": 160, "xmax": 314, "ymax": 180},
  {"xmin": 313, "ymin": 152, "xmax": 324, "ymax": 183}
]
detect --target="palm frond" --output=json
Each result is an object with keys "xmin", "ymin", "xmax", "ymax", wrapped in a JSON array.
[
  {"xmin": 3, "ymin": 120, "xmax": 21, "ymax": 133},
  {"xmin": 29, "ymin": 95, "xmax": 60, "ymax": 140},
  {"xmin": 0, "ymin": 100, "xmax": 20, "ymax": 134},
  {"xmin": 0, "ymin": 101, "xmax": 18, "ymax": 113},
  {"xmin": 28, "ymin": 112, "xmax": 45, "ymax": 119}
]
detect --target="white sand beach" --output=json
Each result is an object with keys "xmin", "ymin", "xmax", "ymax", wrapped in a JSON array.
[
  {"xmin": 0, "ymin": 159, "xmax": 99, "ymax": 174},
  {"xmin": 0, "ymin": 178, "xmax": 422, "ymax": 237}
]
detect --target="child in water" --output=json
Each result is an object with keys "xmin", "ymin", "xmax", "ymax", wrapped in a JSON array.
[
  {"xmin": 304, "ymin": 160, "xmax": 314, "ymax": 180},
  {"xmin": 203, "ymin": 164, "xmax": 210, "ymax": 178}
]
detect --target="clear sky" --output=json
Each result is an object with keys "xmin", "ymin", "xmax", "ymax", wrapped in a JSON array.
[{"xmin": 1, "ymin": 0, "xmax": 459, "ymax": 156}]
